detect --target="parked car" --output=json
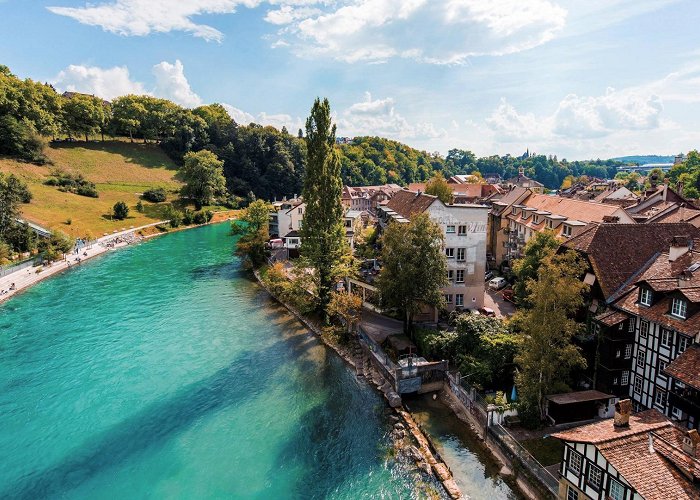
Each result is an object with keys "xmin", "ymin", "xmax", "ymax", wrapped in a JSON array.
[
  {"xmin": 501, "ymin": 287, "xmax": 515, "ymax": 302},
  {"xmin": 484, "ymin": 271, "xmax": 494, "ymax": 282},
  {"xmin": 488, "ymin": 277, "xmax": 507, "ymax": 290},
  {"xmin": 478, "ymin": 307, "xmax": 496, "ymax": 317}
]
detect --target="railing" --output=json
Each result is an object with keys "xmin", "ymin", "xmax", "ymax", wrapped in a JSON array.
[
  {"xmin": 446, "ymin": 371, "xmax": 487, "ymax": 425},
  {"xmin": 357, "ymin": 325, "xmax": 398, "ymax": 386},
  {"xmin": 0, "ymin": 258, "xmax": 38, "ymax": 278},
  {"xmin": 489, "ymin": 424, "xmax": 559, "ymax": 498}
]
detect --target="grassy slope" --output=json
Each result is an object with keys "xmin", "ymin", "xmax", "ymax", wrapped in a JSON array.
[{"xmin": 0, "ymin": 141, "xmax": 182, "ymax": 238}]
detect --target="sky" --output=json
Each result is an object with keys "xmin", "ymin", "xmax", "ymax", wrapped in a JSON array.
[{"xmin": 1, "ymin": 0, "xmax": 699, "ymax": 160}]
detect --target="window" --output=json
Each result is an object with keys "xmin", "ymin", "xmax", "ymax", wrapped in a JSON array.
[
  {"xmin": 446, "ymin": 225, "xmax": 455, "ymax": 233},
  {"xmin": 563, "ymin": 225, "xmax": 572, "ymax": 237},
  {"xmin": 569, "ymin": 450, "xmax": 583, "ymax": 475},
  {"xmin": 456, "ymin": 270, "xmax": 465, "ymax": 283},
  {"xmin": 298, "ymin": 207, "xmax": 303, "ymax": 214},
  {"xmin": 658, "ymin": 359, "xmax": 667, "ymax": 375},
  {"xmin": 633, "ymin": 375, "xmax": 642, "ymax": 394},
  {"xmin": 608, "ymin": 478, "xmax": 624, "ymax": 500},
  {"xmin": 640, "ymin": 288, "xmax": 652, "ymax": 306},
  {"xmin": 455, "ymin": 294, "xmax": 464, "ymax": 306},
  {"xmin": 678, "ymin": 335, "xmax": 690, "ymax": 354},
  {"xmin": 671, "ymin": 298, "xmax": 687, "ymax": 319},
  {"xmin": 618, "ymin": 322, "xmax": 624, "ymax": 331},
  {"xmin": 640, "ymin": 320, "xmax": 649, "ymax": 339},
  {"xmin": 624, "ymin": 344, "xmax": 632, "ymax": 359},
  {"xmin": 447, "ymin": 270, "xmax": 454, "ymax": 282},
  {"xmin": 661, "ymin": 329, "xmax": 672, "ymax": 347},
  {"xmin": 457, "ymin": 248, "xmax": 466, "ymax": 261},
  {"xmin": 655, "ymin": 388, "xmax": 667, "ymax": 407},
  {"xmin": 458, "ymin": 225, "xmax": 466, "ymax": 235},
  {"xmin": 444, "ymin": 294, "xmax": 453, "ymax": 304},
  {"xmin": 446, "ymin": 248, "xmax": 455, "ymax": 258},
  {"xmin": 622, "ymin": 371, "xmax": 629, "ymax": 385},
  {"xmin": 587, "ymin": 464, "xmax": 603, "ymax": 490},
  {"xmin": 566, "ymin": 484, "xmax": 578, "ymax": 500},
  {"xmin": 636, "ymin": 349, "xmax": 646, "ymax": 368},
  {"xmin": 672, "ymin": 406, "xmax": 683, "ymax": 419},
  {"xmin": 533, "ymin": 215, "xmax": 540, "ymax": 224},
  {"xmin": 628, "ymin": 319, "xmax": 635, "ymax": 332},
  {"xmin": 615, "ymin": 349, "xmax": 621, "ymax": 358},
  {"xmin": 546, "ymin": 219, "xmax": 553, "ymax": 229},
  {"xmin": 613, "ymin": 377, "xmax": 619, "ymax": 385}
]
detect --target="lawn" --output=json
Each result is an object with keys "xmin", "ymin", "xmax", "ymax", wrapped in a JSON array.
[
  {"xmin": 520, "ymin": 437, "xmax": 564, "ymax": 466},
  {"xmin": 0, "ymin": 141, "xmax": 183, "ymax": 237}
]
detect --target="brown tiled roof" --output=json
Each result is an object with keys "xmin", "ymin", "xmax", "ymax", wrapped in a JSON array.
[
  {"xmin": 554, "ymin": 409, "xmax": 700, "ymax": 499},
  {"xmin": 615, "ymin": 290, "xmax": 700, "ymax": 337},
  {"xmin": 562, "ymin": 223, "xmax": 700, "ymax": 301},
  {"xmin": 595, "ymin": 310, "xmax": 630, "ymax": 326},
  {"xmin": 653, "ymin": 205, "xmax": 700, "ymax": 223},
  {"xmin": 385, "ymin": 189, "xmax": 437, "ymax": 219},
  {"xmin": 407, "ymin": 183, "xmax": 502, "ymax": 198},
  {"xmin": 663, "ymin": 345, "xmax": 700, "ymax": 390},
  {"xmin": 494, "ymin": 187, "xmax": 530, "ymax": 207}
]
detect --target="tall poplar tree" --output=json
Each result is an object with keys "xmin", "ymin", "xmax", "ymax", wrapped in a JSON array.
[{"xmin": 301, "ymin": 98, "xmax": 346, "ymax": 315}]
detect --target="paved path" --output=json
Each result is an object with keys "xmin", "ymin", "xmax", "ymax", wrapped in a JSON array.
[
  {"xmin": 483, "ymin": 289, "xmax": 516, "ymax": 317},
  {"xmin": 360, "ymin": 309, "xmax": 403, "ymax": 342},
  {"xmin": 0, "ymin": 222, "xmax": 166, "ymax": 304}
]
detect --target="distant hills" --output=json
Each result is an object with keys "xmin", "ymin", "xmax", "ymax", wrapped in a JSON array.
[{"xmin": 610, "ymin": 155, "xmax": 675, "ymax": 165}]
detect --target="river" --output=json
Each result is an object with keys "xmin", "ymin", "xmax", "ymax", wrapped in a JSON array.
[{"xmin": 0, "ymin": 222, "xmax": 517, "ymax": 499}]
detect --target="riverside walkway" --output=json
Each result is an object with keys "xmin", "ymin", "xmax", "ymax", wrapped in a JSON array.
[{"xmin": 0, "ymin": 222, "xmax": 166, "ymax": 304}]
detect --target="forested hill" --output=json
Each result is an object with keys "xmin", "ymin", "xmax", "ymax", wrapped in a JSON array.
[
  {"xmin": 610, "ymin": 155, "xmax": 675, "ymax": 165},
  {"xmin": 2, "ymin": 62, "xmax": 630, "ymax": 198}
]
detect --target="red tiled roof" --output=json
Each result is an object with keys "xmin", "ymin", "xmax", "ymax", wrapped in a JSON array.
[
  {"xmin": 385, "ymin": 189, "xmax": 437, "ymax": 219},
  {"xmin": 552, "ymin": 409, "xmax": 670, "ymax": 444},
  {"xmin": 522, "ymin": 194, "xmax": 629, "ymax": 223},
  {"xmin": 663, "ymin": 345, "xmax": 700, "ymax": 390},
  {"xmin": 595, "ymin": 310, "xmax": 630, "ymax": 326}
]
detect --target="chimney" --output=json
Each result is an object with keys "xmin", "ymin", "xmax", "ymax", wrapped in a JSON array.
[
  {"xmin": 682, "ymin": 429, "xmax": 700, "ymax": 457},
  {"xmin": 614, "ymin": 399, "xmax": 632, "ymax": 428},
  {"xmin": 669, "ymin": 236, "xmax": 693, "ymax": 262}
]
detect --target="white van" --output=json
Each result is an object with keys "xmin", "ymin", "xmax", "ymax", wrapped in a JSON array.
[{"xmin": 488, "ymin": 277, "xmax": 507, "ymax": 290}]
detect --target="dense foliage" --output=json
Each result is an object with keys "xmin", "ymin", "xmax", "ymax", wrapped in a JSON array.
[
  {"xmin": 45, "ymin": 170, "xmax": 99, "ymax": 198},
  {"xmin": 142, "ymin": 188, "xmax": 167, "ymax": 203},
  {"xmin": 416, "ymin": 314, "xmax": 519, "ymax": 390},
  {"xmin": 667, "ymin": 150, "xmax": 700, "ymax": 199},
  {"xmin": 0, "ymin": 63, "xmax": 664, "ymax": 200},
  {"xmin": 231, "ymin": 199, "xmax": 271, "ymax": 268}
]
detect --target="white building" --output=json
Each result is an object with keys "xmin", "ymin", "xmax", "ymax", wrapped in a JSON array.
[{"xmin": 378, "ymin": 190, "xmax": 489, "ymax": 311}]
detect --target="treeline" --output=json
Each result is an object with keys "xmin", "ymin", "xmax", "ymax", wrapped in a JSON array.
[{"xmin": 2, "ymin": 63, "xmax": 624, "ymax": 198}]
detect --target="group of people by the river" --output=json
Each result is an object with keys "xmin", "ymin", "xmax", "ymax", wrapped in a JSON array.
[{"xmin": 100, "ymin": 232, "xmax": 142, "ymax": 249}]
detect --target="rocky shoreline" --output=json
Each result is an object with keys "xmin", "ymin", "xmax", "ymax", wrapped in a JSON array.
[{"xmin": 252, "ymin": 269, "xmax": 462, "ymax": 499}]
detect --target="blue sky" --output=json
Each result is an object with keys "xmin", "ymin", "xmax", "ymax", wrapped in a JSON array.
[{"xmin": 1, "ymin": 0, "xmax": 699, "ymax": 159}]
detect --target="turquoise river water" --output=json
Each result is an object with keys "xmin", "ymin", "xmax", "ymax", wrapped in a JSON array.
[{"xmin": 0, "ymin": 222, "xmax": 517, "ymax": 499}]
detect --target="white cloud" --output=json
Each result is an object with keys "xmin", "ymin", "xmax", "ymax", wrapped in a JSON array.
[
  {"xmin": 53, "ymin": 64, "xmax": 146, "ymax": 100},
  {"xmin": 278, "ymin": 0, "xmax": 567, "ymax": 64},
  {"xmin": 338, "ymin": 92, "xmax": 445, "ymax": 140},
  {"xmin": 152, "ymin": 60, "xmax": 202, "ymax": 107},
  {"xmin": 221, "ymin": 103, "xmax": 305, "ymax": 131},
  {"xmin": 47, "ymin": 0, "xmax": 262, "ymax": 42}
]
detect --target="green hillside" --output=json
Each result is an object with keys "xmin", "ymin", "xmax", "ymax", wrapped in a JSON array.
[{"xmin": 0, "ymin": 141, "xmax": 182, "ymax": 237}]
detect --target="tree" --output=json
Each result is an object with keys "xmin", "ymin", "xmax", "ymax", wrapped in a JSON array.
[
  {"xmin": 39, "ymin": 230, "xmax": 75, "ymax": 262},
  {"xmin": 232, "ymin": 199, "xmax": 271, "ymax": 268},
  {"xmin": 300, "ymin": 98, "xmax": 347, "ymax": 316},
  {"xmin": 425, "ymin": 171, "xmax": 453, "ymax": 204},
  {"xmin": 112, "ymin": 201, "xmax": 129, "ymax": 220},
  {"xmin": 0, "ymin": 173, "xmax": 30, "ymax": 241},
  {"xmin": 180, "ymin": 150, "xmax": 227, "ymax": 209},
  {"xmin": 512, "ymin": 230, "xmax": 559, "ymax": 306},
  {"xmin": 110, "ymin": 95, "xmax": 145, "ymax": 142},
  {"xmin": 327, "ymin": 290, "xmax": 363, "ymax": 339},
  {"xmin": 514, "ymin": 251, "xmax": 588, "ymax": 423},
  {"xmin": 377, "ymin": 213, "xmax": 447, "ymax": 334},
  {"xmin": 62, "ymin": 94, "xmax": 106, "ymax": 142}
]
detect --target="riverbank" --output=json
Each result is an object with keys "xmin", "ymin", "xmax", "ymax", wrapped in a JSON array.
[
  {"xmin": 0, "ymin": 213, "xmax": 239, "ymax": 304},
  {"xmin": 252, "ymin": 268, "xmax": 462, "ymax": 499}
]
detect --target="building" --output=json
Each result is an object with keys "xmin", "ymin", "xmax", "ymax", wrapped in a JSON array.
[
  {"xmin": 608, "ymin": 237, "xmax": 700, "ymax": 424},
  {"xmin": 407, "ymin": 182, "xmax": 503, "ymax": 204},
  {"xmin": 344, "ymin": 210, "xmax": 364, "ymax": 250},
  {"xmin": 268, "ymin": 198, "xmax": 305, "ymax": 250},
  {"xmin": 626, "ymin": 183, "xmax": 700, "ymax": 223},
  {"xmin": 486, "ymin": 187, "xmax": 531, "ymax": 266},
  {"xmin": 504, "ymin": 167, "xmax": 545, "ymax": 193},
  {"xmin": 503, "ymin": 194, "xmax": 634, "ymax": 262},
  {"xmin": 341, "ymin": 184, "xmax": 402, "ymax": 213},
  {"xmin": 553, "ymin": 400, "xmax": 700, "ymax": 500},
  {"xmin": 563, "ymin": 223, "xmax": 699, "ymax": 398},
  {"xmin": 378, "ymin": 189, "xmax": 489, "ymax": 312}
]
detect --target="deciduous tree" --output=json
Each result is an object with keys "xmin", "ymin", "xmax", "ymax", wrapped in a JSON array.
[
  {"xmin": 232, "ymin": 199, "xmax": 271, "ymax": 268},
  {"xmin": 512, "ymin": 230, "xmax": 559, "ymax": 306},
  {"xmin": 425, "ymin": 171, "xmax": 453, "ymax": 204},
  {"xmin": 377, "ymin": 213, "xmax": 447, "ymax": 334},
  {"xmin": 180, "ymin": 150, "xmax": 227, "ymax": 209}
]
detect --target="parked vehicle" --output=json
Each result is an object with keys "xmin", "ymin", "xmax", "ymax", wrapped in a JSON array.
[
  {"xmin": 488, "ymin": 277, "xmax": 507, "ymax": 290},
  {"xmin": 478, "ymin": 306, "xmax": 496, "ymax": 317},
  {"xmin": 484, "ymin": 271, "xmax": 494, "ymax": 282},
  {"xmin": 502, "ymin": 287, "xmax": 515, "ymax": 302}
]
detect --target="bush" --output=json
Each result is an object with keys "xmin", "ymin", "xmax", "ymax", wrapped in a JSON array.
[
  {"xmin": 136, "ymin": 201, "xmax": 144, "ymax": 213},
  {"xmin": 204, "ymin": 210, "xmax": 214, "ymax": 222},
  {"xmin": 193, "ymin": 211, "xmax": 207, "ymax": 224},
  {"xmin": 113, "ymin": 201, "xmax": 129, "ymax": 220},
  {"xmin": 182, "ymin": 209, "xmax": 194, "ymax": 226},
  {"xmin": 45, "ymin": 170, "xmax": 98, "ymax": 198},
  {"xmin": 142, "ymin": 188, "xmax": 167, "ymax": 203}
]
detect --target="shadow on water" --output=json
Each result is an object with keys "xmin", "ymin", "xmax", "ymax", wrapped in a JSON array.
[
  {"xmin": 272, "ymin": 352, "xmax": 390, "ymax": 499},
  {"xmin": 190, "ymin": 261, "xmax": 240, "ymax": 281},
  {"xmin": 2, "ymin": 324, "xmax": 313, "ymax": 500}
]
